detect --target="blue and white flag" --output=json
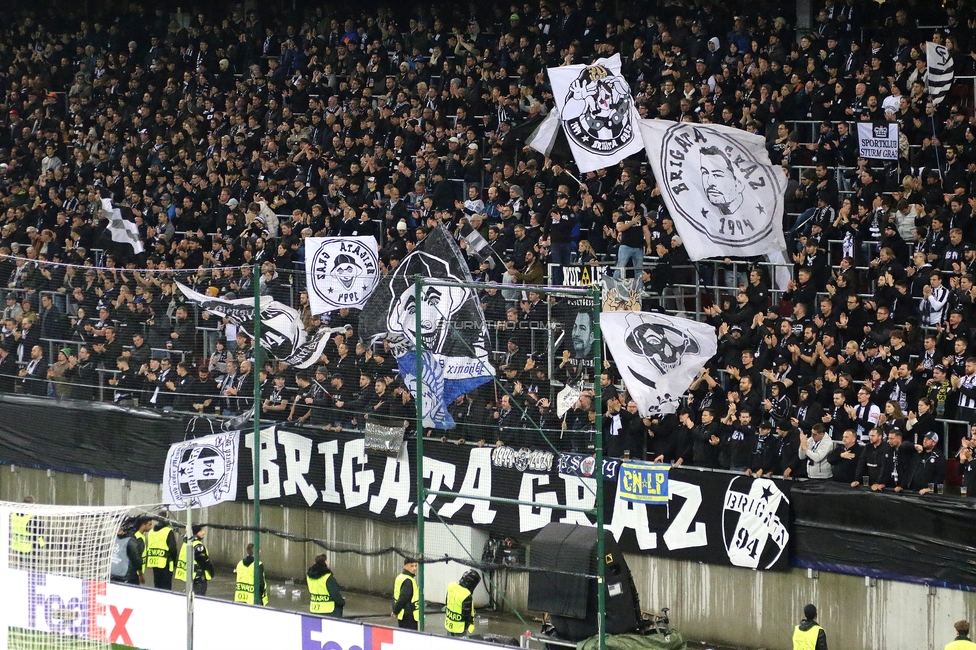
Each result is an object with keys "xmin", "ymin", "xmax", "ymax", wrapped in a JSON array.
[{"xmin": 359, "ymin": 226, "xmax": 495, "ymax": 429}]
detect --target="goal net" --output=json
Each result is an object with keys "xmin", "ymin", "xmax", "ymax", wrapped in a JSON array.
[{"xmin": 0, "ymin": 501, "xmax": 133, "ymax": 650}]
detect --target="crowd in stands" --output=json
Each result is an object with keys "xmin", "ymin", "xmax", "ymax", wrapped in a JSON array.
[{"xmin": 3, "ymin": 0, "xmax": 976, "ymax": 492}]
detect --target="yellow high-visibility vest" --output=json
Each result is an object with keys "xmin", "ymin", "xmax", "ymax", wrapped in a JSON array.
[
  {"xmin": 10, "ymin": 514, "xmax": 35, "ymax": 553},
  {"xmin": 308, "ymin": 574, "xmax": 335, "ymax": 614},
  {"xmin": 234, "ymin": 560, "xmax": 268, "ymax": 605},
  {"xmin": 393, "ymin": 573, "xmax": 418, "ymax": 620},
  {"xmin": 145, "ymin": 527, "xmax": 173, "ymax": 571},
  {"xmin": 445, "ymin": 582, "xmax": 474, "ymax": 635},
  {"xmin": 792, "ymin": 624, "xmax": 822, "ymax": 650},
  {"xmin": 175, "ymin": 540, "xmax": 212, "ymax": 582},
  {"xmin": 134, "ymin": 531, "xmax": 149, "ymax": 573}
]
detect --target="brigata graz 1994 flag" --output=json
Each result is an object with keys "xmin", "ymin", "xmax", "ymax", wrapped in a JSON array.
[
  {"xmin": 601, "ymin": 311, "xmax": 717, "ymax": 416},
  {"xmin": 547, "ymin": 54, "xmax": 644, "ymax": 173},
  {"xmin": 638, "ymin": 120, "xmax": 786, "ymax": 261}
]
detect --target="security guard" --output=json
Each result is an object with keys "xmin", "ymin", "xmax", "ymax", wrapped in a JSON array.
[
  {"xmin": 10, "ymin": 496, "xmax": 44, "ymax": 569},
  {"xmin": 946, "ymin": 620, "xmax": 976, "ymax": 649},
  {"xmin": 234, "ymin": 543, "xmax": 268, "ymax": 605},
  {"xmin": 445, "ymin": 570, "xmax": 481, "ymax": 636},
  {"xmin": 175, "ymin": 524, "xmax": 215, "ymax": 596},
  {"xmin": 391, "ymin": 558, "xmax": 419, "ymax": 630},
  {"xmin": 145, "ymin": 512, "xmax": 179, "ymax": 590},
  {"xmin": 793, "ymin": 603, "xmax": 828, "ymax": 650},
  {"xmin": 133, "ymin": 517, "xmax": 153, "ymax": 582},
  {"xmin": 306, "ymin": 554, "xmax": 345, "ymax": 617}
]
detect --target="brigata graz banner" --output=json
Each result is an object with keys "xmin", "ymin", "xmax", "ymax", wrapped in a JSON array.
[{"xmin": 235, "ymin": 427, "xmax": 791, "ymax": 570}]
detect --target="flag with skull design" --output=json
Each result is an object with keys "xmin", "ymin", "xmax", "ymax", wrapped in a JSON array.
[
  {"xmin": 601, "ymin": 311, "xmax": 717, "ymax": 417},
  {"xmin": 359, "ymin": 226, "xmax": 495, "ymax": 429}
]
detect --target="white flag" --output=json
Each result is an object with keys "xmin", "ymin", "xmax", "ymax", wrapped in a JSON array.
[
  {"xmin": 639, "ymin": 119, "xmax": 787, "ymax": 261},
  {"xmin": 176, "ymin": 282, "xmax": 342, "ymax": 369},
  {"xmin": 926, "ymin": 41, "xmax": 954, "ymax": 105},
  {"xmin": 525, "ymin": 109, "xmax": 562, "ymax": 157},
  {"xmin": 100, "ymin": 198, "xmax": 145, "ymax": 254},
  {"xmin": 163, "ymin": 431, "xmax": 240, "ymax": 509},
  {"xmin": 857, "ymin": 122, "xmax": 899, "ymax": 160},
  {"xmin": 548, "ymin": 54, "xmax": 644, "ymax": 173},
  {"xmin": 305, "ymin": 237, "xmax": 380, "ymax": 314},
  {"xmin": 601, "ymin": 311, "xmax": 717, "ymax": 417}
]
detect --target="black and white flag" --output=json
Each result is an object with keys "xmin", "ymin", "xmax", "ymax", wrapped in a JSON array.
[
  {"xmin": 304, "ymin": 236, "xmax": 380, "ymax": 314},
  {"xmin": 359, "ymin": 226, "xmax": 495, "ymax": 429},
  {"xmin": 457, "ymin": 223, "xmax": 495, "ymax": 268},
  {"xmin": 99, "ymin": 198, "xmax": 145, "ymax": 254},
  {"xmin": 548, "ymin": 54, "xmax": 644, "ymax": 173},
  {"xmin": 176, "ymin": 283, "xmax": 342, "ymax": 369},
  {"xmin": 857, "ymin": 122, "xmax": 899, "ymax": 160},
  {"xmin": 639, "ymin": 120, "xmax": 787, "ymax": 261},
  {"xmin": 163, "ymin": 431, "xmax": 240, "ymax": 509},
  {"xmin": 926, "ymin": 41, "xmax": 954, "ymax": 106},
  {"xmin": 601, "ymin": 311, "xmax": 717, "ymax": 416}
]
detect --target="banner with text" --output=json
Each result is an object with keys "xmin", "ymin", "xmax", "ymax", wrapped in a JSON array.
[
  {"xmin": 857, "ymin": 122, "xmax": 899, "ymax": 160},
  {"xmin": 234, "ymin": 428, "xmax": 791, "ymax": 569}
]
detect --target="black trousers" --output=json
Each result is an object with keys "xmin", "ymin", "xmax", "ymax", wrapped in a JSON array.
[
  {"xmin": 153, "ymin": 568, "xmax": 173, "ymax": 590},
  {"xmin": 397, "ymin": 616, "xmax": 418, "ymax": 630}
]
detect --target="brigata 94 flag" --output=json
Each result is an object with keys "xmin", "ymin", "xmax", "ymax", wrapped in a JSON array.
[
  {"xmin": 163, "ymin": 431, "xmax": 240, "ymax": 510},
  {"xmin": 547, "ymin": 54, "xmax": 644, "ymax": 173},
  {"xmin": 638, "ymin": 120, "xmax": 786, "ymax": 261},
  {"xmin": 601, "ymin": 311, "xmax": 717, "ymax": 417}
]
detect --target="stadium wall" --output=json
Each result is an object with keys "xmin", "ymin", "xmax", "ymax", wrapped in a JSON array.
[{"xmin": 1, "ymin": 465, "xmax": 974, "ymax": 650}]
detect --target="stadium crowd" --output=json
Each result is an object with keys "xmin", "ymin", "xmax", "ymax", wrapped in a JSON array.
[{"xmin": 1, "ymin": 0, "xmax": 976, "ymax": 493}]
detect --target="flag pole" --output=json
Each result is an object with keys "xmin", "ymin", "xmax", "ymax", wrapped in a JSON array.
[
  {"xmin": 185, "ymin": 502, "xmax": 194, "ymax": 650},
  {"xmin": 252, "ymin": 261, "xmax": 263, "ymax": 607},
  {"xmin": 413, "ymin": 274, "xmax": 426, "ymax": 631}
]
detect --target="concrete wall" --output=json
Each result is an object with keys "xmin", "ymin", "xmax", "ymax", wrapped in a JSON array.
[{"xmin": 3, "ymin": 464, "xmax": 974, "ymax": 650}]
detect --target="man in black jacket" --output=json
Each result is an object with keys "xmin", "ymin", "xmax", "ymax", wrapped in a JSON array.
[
  {"xmin": 19, "ymin": 345, "xmax": 48, "ymax": 396},
  {"xmin": 902, "ymin": 431, "xmax": 947, "ymax": 494},
  {"xmin": 852, "ymin": 428, "xmax": 894, "ymax": 490},
  {"xmin": 827, "ymin": 430, "xmax": 862, "ymax": 483},
  {"xmin": 771, "ymin": 419, "xmax": 802, "ymax": 478},
  {"xmin": 681, "ymin": 408, "xmax": 721, "ymax": 469}
]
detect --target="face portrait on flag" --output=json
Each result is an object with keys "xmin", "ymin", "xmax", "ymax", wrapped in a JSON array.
[
  {"xmin": 387, "ymin": 252, "xmax": 469, "ymax": 353},
  {"xmin": 571, "ymin": 310, "xmax": 596, "ymax": 358},
  {"xmin": 699, "ymin": 146, "xmax": 745, "ymax": 216},
  {"xmin": 639, "ymin": 120, "xmax": 787, "ymax": 261}
]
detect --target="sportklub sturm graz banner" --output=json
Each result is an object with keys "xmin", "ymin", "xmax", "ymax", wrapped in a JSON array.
[{"xmin": 234, "ymin": 427, "xmax": 791, "ymax": 570}]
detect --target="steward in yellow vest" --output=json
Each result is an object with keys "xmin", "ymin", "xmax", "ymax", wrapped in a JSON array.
[
  {"xmin": 307, "ymin": 554, "xmax": 345, "ymax": 617},
  {"xmin": 175, "ymin": 524, "xmax": 215, "ymax": 596},
  {"xmin": 133, "ymin": 517, "xmax": 153, "ymax": 580},
  {"xmin": 946, "ymin": 620, "xmax": 976, "ymax": 650},
  {"xmin": 234, "ymin": 543, "xmax": 268, "ymax": 605},
  {"xmin": 793, "ymin": 604, "xmax": 828, "ymax": 650},
  {"xmin": 10, "ymin": 497, "xmax": 46, "ymax": 570},
  {"xmin": 391, "ymin": 558, "xmax": 419, "ymax": 630},
  {"xmin": 145, "ymin": 512, "xmax": 179, "ymax": 590},
  {"xmin": 445, "ymin": 570, "xmax": 481, "ymax": 636}
]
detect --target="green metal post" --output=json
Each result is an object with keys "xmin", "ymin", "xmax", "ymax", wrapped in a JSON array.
[
  {"xmin": 414, "ymin": 275, "xmax": 426, "ymax": 630},
  {"xmin": 252, "ymin": 262, "xmax": 263, "ymax": 605},
  {"xmin": 592, "ymin": 286, "xmax": 605, "ymax": 650}
]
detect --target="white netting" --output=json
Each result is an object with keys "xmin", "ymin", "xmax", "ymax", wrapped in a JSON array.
[{"xmin": 0, "ymin": 502, "xmax": 134, "ymax": 650}]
